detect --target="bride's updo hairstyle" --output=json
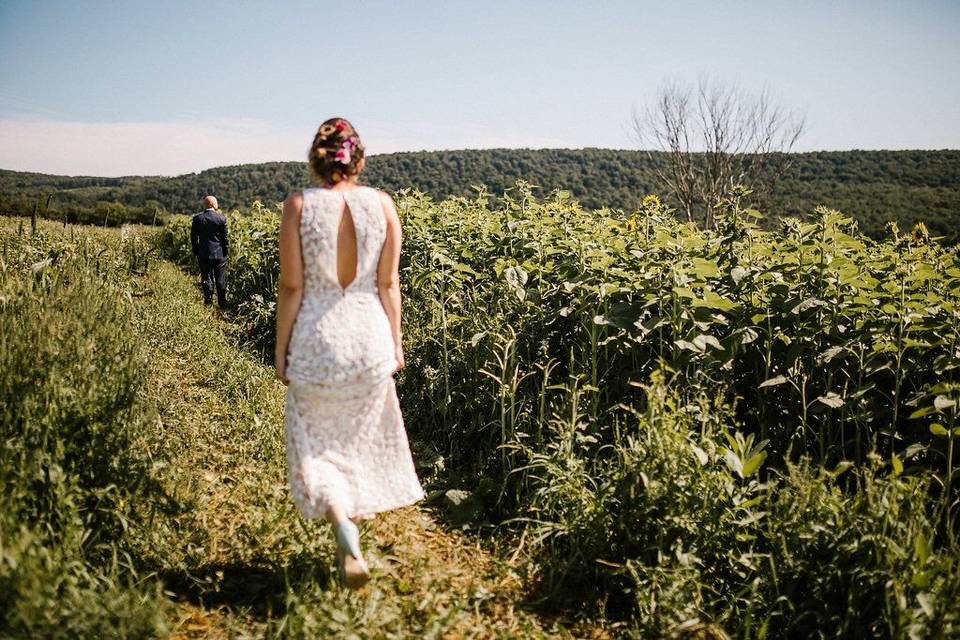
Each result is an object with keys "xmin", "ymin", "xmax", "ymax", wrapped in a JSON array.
[{"xmin": 308, "ymin": 117, "xmax": 366, "ymax": 185}]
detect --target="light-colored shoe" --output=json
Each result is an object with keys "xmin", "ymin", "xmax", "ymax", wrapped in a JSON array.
[{"xmin": 334, "ymin": 521, "xmax": 370, "ymax": 589}]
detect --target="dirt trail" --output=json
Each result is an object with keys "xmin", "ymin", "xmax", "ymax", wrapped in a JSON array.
[{"xmin": 138, "ymin": 261, "xmax": 604, "ymax": 639}]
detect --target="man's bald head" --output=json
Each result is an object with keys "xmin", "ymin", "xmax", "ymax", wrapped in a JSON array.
[{"xmin": 203, "ymin": 195, "xmax": 218, "ymax": 210}]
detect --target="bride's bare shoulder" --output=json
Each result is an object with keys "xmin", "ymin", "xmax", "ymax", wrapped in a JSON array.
[
  {"xmin": 375, "ymin": 190, "xmax": 398, "ymax": 214},
  {"xmin": 283, "ymin": 191, "xmax": 304, "ymax": 215}
]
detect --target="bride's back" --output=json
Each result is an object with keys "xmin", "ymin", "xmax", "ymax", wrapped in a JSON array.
[{"xmin": 298, "ymin": 186, "xmax": 386, "ymax": 297}]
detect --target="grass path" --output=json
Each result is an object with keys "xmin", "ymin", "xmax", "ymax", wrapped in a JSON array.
[{"xmin": 133, "ymin": 260, "xmax": 600, "ymax": 638}]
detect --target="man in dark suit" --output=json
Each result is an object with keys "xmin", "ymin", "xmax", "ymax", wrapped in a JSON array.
[{"xmin": 191, "ymin": 195, "xmax": 229, "ymax": 308}]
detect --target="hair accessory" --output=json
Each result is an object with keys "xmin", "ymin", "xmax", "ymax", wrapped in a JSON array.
[{"xmin": 334, "ymin": 136, "xmax": 357, "ymax": 165}]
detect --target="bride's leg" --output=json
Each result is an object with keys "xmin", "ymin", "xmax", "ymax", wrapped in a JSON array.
[
  {"xmin": 324, "ymin": 504, "xmax": 362, "ymax": 528},
  {"xmin": 324, "ymin": 503, "xmax": 350, "ymax": 527},
  {"xmin": 326, "ymin": 503, "xmax": 370, "ymax": 588}
]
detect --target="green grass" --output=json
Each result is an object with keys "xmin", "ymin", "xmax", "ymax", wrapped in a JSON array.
[{"xmin": 1, "ymin": 221, "xmax": 172, "ymax": 638}]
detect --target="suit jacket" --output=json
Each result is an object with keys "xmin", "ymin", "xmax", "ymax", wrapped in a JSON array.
[{"xmin": 191, "ymin": 208, "xmax": 229, "ymax": 262}]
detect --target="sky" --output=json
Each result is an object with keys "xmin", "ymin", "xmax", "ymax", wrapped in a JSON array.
[{"xmin": 0, "ymin": 0, "xmax": 958, "ymax": 176}]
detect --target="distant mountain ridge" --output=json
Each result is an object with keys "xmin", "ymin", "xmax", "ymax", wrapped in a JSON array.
[{"xmin": 2, "ymin": 148, "xmax": 958, "ymax": 241}]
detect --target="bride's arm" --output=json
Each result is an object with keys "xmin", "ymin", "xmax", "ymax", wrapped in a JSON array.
[
  {"xmin": 275, "ymin": 191, "xmax": 304, "ymax": 384},
  {"xmin": 377, "ymin": 191, "xmax": 404, "ymax": 370}
]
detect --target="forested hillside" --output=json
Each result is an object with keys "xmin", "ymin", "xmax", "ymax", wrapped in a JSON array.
[{"xmin": 2, "ymin": 148, "xmax": 958, "ymax": 241}]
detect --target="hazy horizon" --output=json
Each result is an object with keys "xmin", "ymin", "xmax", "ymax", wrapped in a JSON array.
[{"xmin": 2, "ymin": 0, "xmax": 958, "ymax": 176}]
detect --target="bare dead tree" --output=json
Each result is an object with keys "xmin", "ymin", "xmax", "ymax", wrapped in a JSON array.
[{"xmin": 633, "ymin": 77, "xmax": 805, "ymax": 228}]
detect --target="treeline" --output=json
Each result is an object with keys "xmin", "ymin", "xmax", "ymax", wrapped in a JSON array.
[
  {"xmin": 0, "ymin": 190, "xmax": 168, "ymax": 227},
  {"xmin": 2, "ymin": 148, "xmax": 958, "ymax": 240}
]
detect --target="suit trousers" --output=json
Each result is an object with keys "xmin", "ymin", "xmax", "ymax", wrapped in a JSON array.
[{"xmin": 198, "ymin": 259, "xmax": 228, "ymax": 308}]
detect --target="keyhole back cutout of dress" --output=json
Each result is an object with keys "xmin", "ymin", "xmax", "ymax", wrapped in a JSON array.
[
  {"xmin": 297, "ymin": 187, "xmax": 385, "ymax": 296},
  {"xmin": 336, "ymin": 200, "xmax": 358, "ymax": 291}
]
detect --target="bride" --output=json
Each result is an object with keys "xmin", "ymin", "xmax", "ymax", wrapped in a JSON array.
[{"xmin": 274, "ymin": 117, "xmax": 424, "ymax": 588}]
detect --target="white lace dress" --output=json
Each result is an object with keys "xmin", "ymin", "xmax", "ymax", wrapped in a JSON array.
[{"xmin": 284, "ymin": 186, "xmax": 424, "ymax": 519}]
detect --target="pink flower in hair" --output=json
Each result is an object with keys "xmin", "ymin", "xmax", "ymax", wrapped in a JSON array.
[{"xmin": 334, "ymin": 136, "xmax": 357, "ymax": 165}]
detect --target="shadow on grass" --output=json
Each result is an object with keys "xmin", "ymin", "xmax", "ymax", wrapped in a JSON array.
[{"xmin": 157, "ymin": 551, "xmax": 333, "ymax": 620}]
